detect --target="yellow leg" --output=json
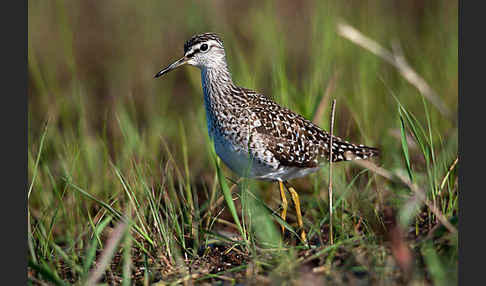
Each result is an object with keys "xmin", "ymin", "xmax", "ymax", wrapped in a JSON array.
[
  {"xmin": 278, "ymin": 181, "xmax": 288, "ymax": 234},
  {"xmin": 285, "ymin": 183, "xmax": 307, "ymax": 243}
]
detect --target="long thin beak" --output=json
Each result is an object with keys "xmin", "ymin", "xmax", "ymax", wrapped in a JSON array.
[{"xmin": 154, "ymin": 56, "xmax": 188, "ymax": 78}]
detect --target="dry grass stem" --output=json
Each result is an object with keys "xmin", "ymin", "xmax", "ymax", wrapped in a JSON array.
[
  {"xmin": 439, "ymin": 157, "xmax": 458, "ymax": 195},
  {"xmin": 202, "ymin": 179, "xmax": 240, "ymax": 221},
  {"xmin": 86, "ymin": 220, "xmax": 128, "ymax": 285},
  {"xmin": 349, "ymin": 157, "xmax": 457, "ymax": 234},
  {"xmin": 336, "ymin": 21, "xmax": 451, "ymax": 118},
  {"xmin": 312, "ymin": 71, "xmax": 339, "ymax": 124},
  {"xmin": 328, "ymin": 99, "xmax": 337, "ymax": 245}
]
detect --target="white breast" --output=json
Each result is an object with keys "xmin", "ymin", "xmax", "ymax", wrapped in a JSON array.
[{"xmin": 212, "ymin": 132, "xmax": 255, "ymax": 177}]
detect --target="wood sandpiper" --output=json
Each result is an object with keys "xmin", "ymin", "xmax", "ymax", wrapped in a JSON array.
[{"xmin": 155, "ymin": 32, "xmax": 378, "ymax": 243}]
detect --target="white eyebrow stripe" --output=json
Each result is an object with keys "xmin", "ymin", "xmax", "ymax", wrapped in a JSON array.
[
  {"xmin": 202, "ymin": 40, "xmax": 221, "ymax": 49},
  {"xmin": 185, "ymin": 40, "xmax": 222, "ymax": 57}
]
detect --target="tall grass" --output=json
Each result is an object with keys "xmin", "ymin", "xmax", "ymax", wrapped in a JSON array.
[{"xmin": 28, "ymin": 1, "xmax": 457, "ymax": 284}]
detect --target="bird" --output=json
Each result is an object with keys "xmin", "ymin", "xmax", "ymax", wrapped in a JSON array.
[{"xmin": 155, "ymin": 32, "xmax": 379, "ymax": 243}]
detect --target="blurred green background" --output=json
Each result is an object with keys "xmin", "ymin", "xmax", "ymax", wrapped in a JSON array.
[{"xmin": 28, "ymin": 0, "xmax": 457, "ymax": 284}]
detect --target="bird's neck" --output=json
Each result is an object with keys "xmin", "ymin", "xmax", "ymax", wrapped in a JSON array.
[
  {"xmin": 201, "ymin": 65, "xmax": 244, "ymax": 138},
  {"xmin": 201, "ymin": 66, "xmax": 235, "ymax": 108}
]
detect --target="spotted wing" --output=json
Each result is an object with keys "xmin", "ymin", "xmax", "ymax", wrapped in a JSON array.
[{"xmin": 247, "ymin": 93, "xmax": 378, "ymax": 168}]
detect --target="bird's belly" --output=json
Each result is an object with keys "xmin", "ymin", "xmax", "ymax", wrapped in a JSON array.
[
  {"xmin": 212, "ymin": 133, "xmax": 262, "ymax": 178},
  {"xmin": 212, "ymin": 132, "xmax": 321, "ymax": 181}
]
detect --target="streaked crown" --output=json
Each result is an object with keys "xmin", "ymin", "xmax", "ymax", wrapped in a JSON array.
[
  {"xmin": 184, "ymin": 32, "xmax": 224, "ymax": 53},
  {"xmin": 182, "ymin": 32, "xmax": 227, "ymax": 70}
]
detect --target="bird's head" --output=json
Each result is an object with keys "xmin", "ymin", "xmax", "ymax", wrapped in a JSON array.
[{"xmin": 155, "ymin": 32, "xmax": 226, "ymax": 78}]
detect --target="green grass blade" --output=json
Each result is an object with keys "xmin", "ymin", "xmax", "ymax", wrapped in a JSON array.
[
  {"xmin": 211, "ymin": 147, "xmax": 244, "ymax": 237},
  {"xmin": 28, "ymin": 259, "xmax": 68, "ymax": 286},
  {"xmin": 67, "ymin": 180, "xmax": 154, "ymax": 246},
  {"xmin": 319, "ymin": 169, "xmax": 369, "ymax": 226},
  {"xmin": 49, "ymin": 241, "xmax": 84, "ymax": 275},
  {"xmin": 112, "ymin": 163, "xmax": 150, "ymax": 237},
  {"xmin": 242, "ymin": 185, "xmax": 298, "ymax": 239},
  {"xmin": 28, "ymin": 120, "xmax": 48, "ymax": 200},
  {"xmin": 66, "ymin": 180, "xmax": 123, "ymax": 219},
  {"xmin": 83, "ymin": 215, "xmax": 113, "ymax": 274},
  {"xmin": 421, "ymin": 241, "xmax": 453, "ymax": 286},
  {"xmin": 85, "ymin": 220, "xmax": 129, "ymax": 285},
  {"xmin": 27, "ymin": 210, "xmax": 37, "ymax": 264},
  {"xmin": 398, "ymin": 106, "xmax": 414, "ymax": 182}
]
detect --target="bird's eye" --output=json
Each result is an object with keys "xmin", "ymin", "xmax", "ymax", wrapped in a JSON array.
[{"xmin": 200, "ymin": 44, "xmax": 208, "ymax": 52}]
